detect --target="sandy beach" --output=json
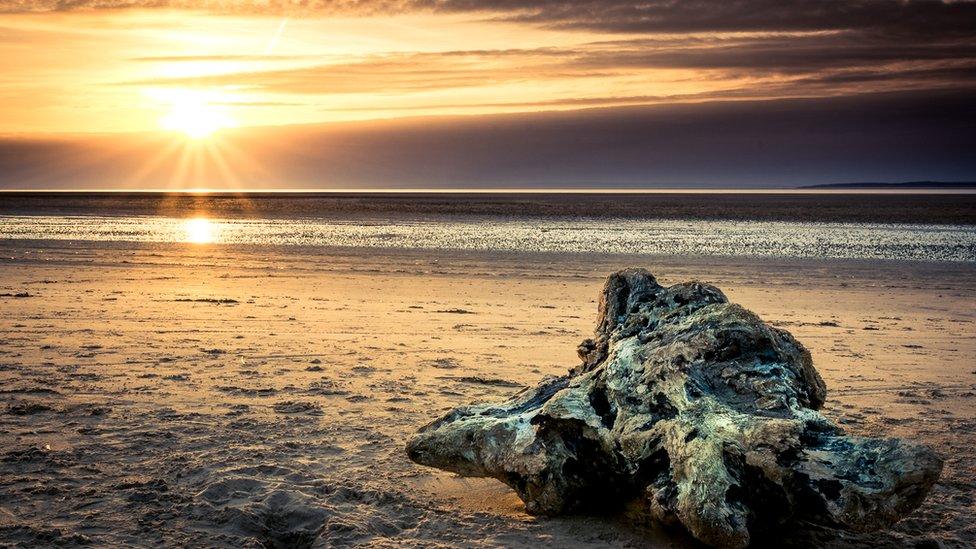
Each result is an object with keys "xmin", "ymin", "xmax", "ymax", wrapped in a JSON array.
[{"xmin": 1, "ymin": 240, "xmax": 973, "ymax": 547}]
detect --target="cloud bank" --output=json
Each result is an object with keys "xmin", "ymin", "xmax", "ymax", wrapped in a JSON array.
[{"xmin": 2, "ymin": 90, "xmax": 973, "ymax": 189}]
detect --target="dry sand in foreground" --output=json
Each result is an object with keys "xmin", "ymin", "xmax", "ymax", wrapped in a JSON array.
[{"xmin": 1, "ymin": 241, "xmax": 974, "ymax": 548}]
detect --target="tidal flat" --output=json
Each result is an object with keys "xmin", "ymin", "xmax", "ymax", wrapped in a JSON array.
[{"xmin": 0, "ymin": 239, "xmax": 973, "ymax": 547}]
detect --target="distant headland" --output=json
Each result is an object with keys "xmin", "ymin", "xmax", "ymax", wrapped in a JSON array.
[{"xmin": 800, "ymin": 181, "xmax": 976, "ymax": 189}]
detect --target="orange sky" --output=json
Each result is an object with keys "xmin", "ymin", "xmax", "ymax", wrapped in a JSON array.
[
  {"xmin": 0, "ymin": 1, "xmax": 973, "ymax": 188},
  {"xmin": 2, "ymin": 2, "xmax": 973, "ymax": 136},
  {"xmin": 0, "ymin": 9, "xmax": 702, "ymax": 133}
]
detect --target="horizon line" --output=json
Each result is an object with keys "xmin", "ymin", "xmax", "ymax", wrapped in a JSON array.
[{"xmin": 2, "ymin": 187, "xmax": 976, "ymax": 196}]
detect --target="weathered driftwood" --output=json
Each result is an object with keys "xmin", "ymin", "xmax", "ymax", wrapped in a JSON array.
[{"xmin": 407, "ymin": 269, "xmax": 942, "ymax": 547}]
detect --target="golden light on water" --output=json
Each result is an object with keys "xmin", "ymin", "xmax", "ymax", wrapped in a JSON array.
[{"xmin": 185, "ymin": 217, "xmax": 215, "ymax": 243}]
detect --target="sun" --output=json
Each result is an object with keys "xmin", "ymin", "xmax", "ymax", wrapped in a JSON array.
[{"xmin": 158, "ymin": 92, "xmax": 235, "ymax": 139}]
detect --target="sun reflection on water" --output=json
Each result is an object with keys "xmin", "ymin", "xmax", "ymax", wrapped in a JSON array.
[
  {"xmin": 185, "ymin": 217, "xmax": 215, "ymax": 243},
  {"xmin": 0, "ymin": 215, "xmax": 971, "ymax": 262}
]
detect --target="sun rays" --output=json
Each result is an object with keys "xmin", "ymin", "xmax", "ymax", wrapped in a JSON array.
[{"xmin": 114, "ymin": 88, "xmax": 267, "ymax": 192}]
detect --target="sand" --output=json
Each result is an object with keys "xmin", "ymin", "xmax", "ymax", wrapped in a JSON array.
[{"xmin": 1, "ymin": 240, "xmax": 973, "ymax": 548}]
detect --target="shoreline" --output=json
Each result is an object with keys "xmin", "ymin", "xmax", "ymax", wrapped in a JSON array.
[{"xmin": 4, "ymin": 238, "xmax": 976, "ymax": 274}]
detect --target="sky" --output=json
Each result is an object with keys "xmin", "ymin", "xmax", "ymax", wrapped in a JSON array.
[{"xmin": 0, "ymin": 1, "xmax": 974, "ymax": 189}]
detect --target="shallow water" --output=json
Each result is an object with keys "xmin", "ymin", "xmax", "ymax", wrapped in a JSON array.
[{"xmin": 1, "ymin": 214, "xmax": 974, "ymax": 262}]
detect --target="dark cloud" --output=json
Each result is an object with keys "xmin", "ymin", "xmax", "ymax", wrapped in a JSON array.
[
  {"xmin": 5, "ymin": 1, "xmax": 976, "ymax": 38},
  {"xmin": 2, "ymin": 89, "xmax": 973, "ymax": 189},
  {"xmin": 792, "ymin": 63, "xmax": 976, "ymax": 86},
  {"xmin": 577, "ymin": 34, "xmax": 976, "ymax": 73},
  {"xmin": 447, "ymin": 0, "xmax": 976, "ymax": 37}
]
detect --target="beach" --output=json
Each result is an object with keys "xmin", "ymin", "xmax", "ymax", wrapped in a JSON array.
[
  {"xmin": 1, "ymin": 237, "xmax": 974, "ymax": 547},
  {"xmin": 4, "ymin": 0, "xmax": 976, "ymax": 544}
]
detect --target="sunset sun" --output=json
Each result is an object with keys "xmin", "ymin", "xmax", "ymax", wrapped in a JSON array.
[{"xmin": 158, "ymin": 92, "xmax": 234, "ymax": 139}]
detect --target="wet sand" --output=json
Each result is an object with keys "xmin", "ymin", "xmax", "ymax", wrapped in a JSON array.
[{"xmin": 1, "ymin": 241, "xmax": 974, "ymax": 547}]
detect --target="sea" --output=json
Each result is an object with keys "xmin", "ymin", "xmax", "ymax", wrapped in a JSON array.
[{"xmin": 1, "ymin": 191, "xmax": 975, "ymax": 263}]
